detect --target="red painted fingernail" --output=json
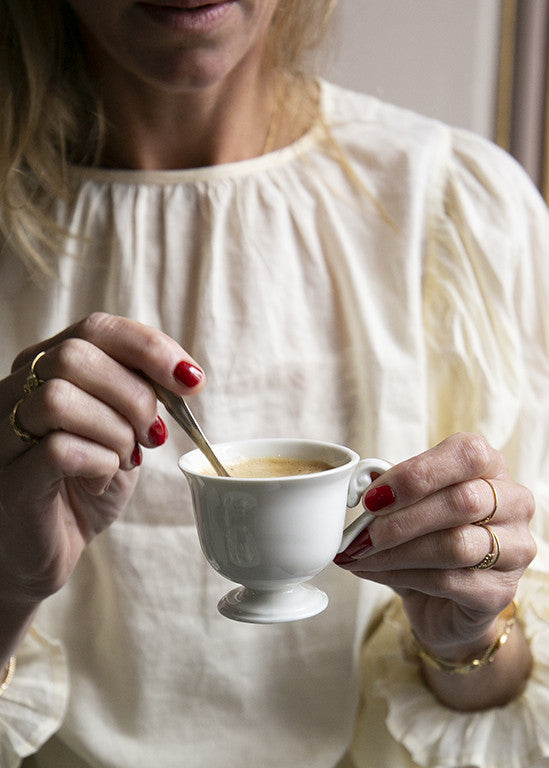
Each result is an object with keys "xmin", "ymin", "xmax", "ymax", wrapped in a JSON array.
[
  {"xmin": 174, "ymin": 360, "xmax": 203, "ymax": 388},
  {"xmin": 131, "ymin": 443, "xmax": 143, "ymax": 467},
  {"xmin": 363, "ymin": 485, "xmax": 395, "ymax": 512},
  {"xmin": 149, "ymin": 416, "xmax": 168, "ymax": 446},
  {"xmin": 345, "ymin": 529, "xmax": 373, "ymax": 559},
  {"xmin": 333, "ymin": 551, "xmax": 355, "ymax": 566}
]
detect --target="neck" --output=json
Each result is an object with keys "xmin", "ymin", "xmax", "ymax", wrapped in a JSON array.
[{"xmin": 92, "ymin": 51, "xmax": 279, "ymax": 170}]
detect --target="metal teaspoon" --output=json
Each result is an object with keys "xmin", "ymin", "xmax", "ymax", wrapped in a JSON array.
[{"xmin": 148, "ymin": 380, "xmax": 230, "ymax": 477}]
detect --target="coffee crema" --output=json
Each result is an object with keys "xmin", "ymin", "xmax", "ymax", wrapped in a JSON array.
[{"xmin": 203, "ymin": 456, "xmax": 333, "ymax": 478}]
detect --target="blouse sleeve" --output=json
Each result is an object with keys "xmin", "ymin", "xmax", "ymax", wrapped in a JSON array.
[
  {"xmin": 350, "ymin": 129, "xmax": 549, "ymax": 768},
  {"xmin": 0, "ymin": 627, "xmax": 68, "ymax": 767},
  {"xmin": 423, "ymin": 127, "xmax": 549, "ymax": 542}
]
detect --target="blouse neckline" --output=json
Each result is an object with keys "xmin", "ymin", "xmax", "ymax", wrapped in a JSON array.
[{"xmin": 69, "ymin": 80, "xmax": 333, "ymax": 187}]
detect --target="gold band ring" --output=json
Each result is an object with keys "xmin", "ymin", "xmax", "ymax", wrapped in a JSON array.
[
  {"xmin": 0, "ymin": 656, "xmax": 16, "ymax": 696},
  {"xmin": 23, "ymin": 351, "xmax": 46, "ymax": 394},
  {"xmin": 468, "ymin": 523, "xmax": 501, "ymax": 571},
  {"xmin": 473, "ymin": 478, "xmax": 498, "ymax": 525},
  {"xmin": 9, "ymin": 398, "xmax": 39, "ymax": 444}
]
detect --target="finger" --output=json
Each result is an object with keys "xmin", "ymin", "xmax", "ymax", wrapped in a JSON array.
[
  {"xmin": 1, "ymin": 379, "xmax": 139, "ymax": 470},
  {"xmin": 21, "ymin": 339, "xmax": 161, "ymax": 446},
  {"xmin": 365, "ymin": 474, "xmax": 534, "ymax": 551},
  {"xmin": 338, "ymin": 523, "xmax": 534, "ymax": 573},
  {"xmin": 362, "ymin": 433, "xmax": 506, "ymax": 516},
  {"xmin": 1, "ymin": 431, "xmax": 121, "ymax": 516},
  {"xmin": 11, "ymin": 313, "xmax": 205, "ymax": 395},
  {"xmin": 6, "ymin": 338, "xmax": 168, "ymax": 450}
]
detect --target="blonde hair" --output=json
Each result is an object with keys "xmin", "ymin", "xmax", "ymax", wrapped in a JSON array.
[
  {"xmin": 267, "ymin": 0, "xmax": 339, "ymax": 72},
  {"xmin": 0, "ymin": 0, "xmax": 338, "ymax": 274}
]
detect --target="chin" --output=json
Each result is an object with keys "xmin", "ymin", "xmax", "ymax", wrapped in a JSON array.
[
  {"xmin": 146, "ymin": 58, "xmax": 236, "ymax": 92},
  {"xmin": 135, "ymin": 41, "xmax": 257, "ymax": 92}
]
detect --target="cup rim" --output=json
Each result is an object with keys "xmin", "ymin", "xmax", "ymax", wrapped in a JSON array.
[{"xmin": 178, "ymin": 437, "xmax": 360, "ymax": 482}]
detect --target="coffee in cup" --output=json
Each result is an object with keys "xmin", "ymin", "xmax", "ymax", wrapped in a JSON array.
[{"xmin": 202, "ymin": 456, "xmax": 333, "ymax": 478}]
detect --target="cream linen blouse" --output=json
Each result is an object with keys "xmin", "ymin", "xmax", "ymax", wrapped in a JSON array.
[{"xmin": 1, "ymin": 81, "xmax": 548, "ymax": 768}]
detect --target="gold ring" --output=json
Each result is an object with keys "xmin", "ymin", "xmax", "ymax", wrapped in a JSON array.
[
  {"xmin": 24, "ymin": 351, "xmax": 46, "ymax": 394},
  {"xmin": 468, "ymin": 523, "xmax": 501, "ymax": 571},
  {"xmin": 9, "ymin": 398, "xmax": 39, "ymax": 444},
  {"xmin": 0, "ymin": 656, "xmax": 16, "ymax": 696},
  {"xmin": 473, "ymin": 478, "xmax": 498, "ymax": 525}
]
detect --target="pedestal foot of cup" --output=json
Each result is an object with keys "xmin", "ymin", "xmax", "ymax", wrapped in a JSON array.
[{"xmin": 217, "ymin": 583, "xmax": 329, "ymax": 624}]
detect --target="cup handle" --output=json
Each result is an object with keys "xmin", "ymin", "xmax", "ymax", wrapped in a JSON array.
[{"xmin": 337, "ymin": 458, "xmax": 393, "ymax": 553}]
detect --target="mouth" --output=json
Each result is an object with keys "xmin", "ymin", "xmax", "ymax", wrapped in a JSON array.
[
  {"xmin": 135, "ymin": 1, "xmax": 237, "ymax": 30},
  {"xmin": 138, "ymin": 1, "xmax": 229, "ymax": 9}
]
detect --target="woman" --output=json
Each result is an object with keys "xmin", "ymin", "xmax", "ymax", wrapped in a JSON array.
[{"xmin": 0, "ymin": 1, "xmax": 547, "ymax": 766}]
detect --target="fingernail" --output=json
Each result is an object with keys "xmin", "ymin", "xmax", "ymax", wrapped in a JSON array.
[
  {"xmin": 131, "ymin": 443, "xmax": 143, "ymax": 467},
  {"xmin": 174, "ymin": 360, "xmax": 203, "ymax": 388},
  {"xmin": 333, "ymin": 551, "xmax": 355, "ymax": 566},
  {"xmin": 149, "ymin": 416, "xmax": 168, "ymax": 446},
  {"xmin": 364, "ymin": 485, "xmax": 395, "ymax": 512},
  {"xmin": 345, "ymin": 529, "xmax": 373, "ymax": 559}
]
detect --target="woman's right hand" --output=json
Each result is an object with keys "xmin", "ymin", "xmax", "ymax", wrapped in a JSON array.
[{"xmin": 0, "ymin": 313, "xmax": 204, "ymax": 621}]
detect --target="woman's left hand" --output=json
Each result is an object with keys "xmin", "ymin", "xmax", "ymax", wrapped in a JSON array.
[{"xmin": 334, "ymin": 432, "xmax": 537, "ymax": 660}]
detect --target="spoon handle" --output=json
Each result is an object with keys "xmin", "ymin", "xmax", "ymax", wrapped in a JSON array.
[{"xmin": 148, "ymin": 380, "xmax": 230, "ymax": 477}]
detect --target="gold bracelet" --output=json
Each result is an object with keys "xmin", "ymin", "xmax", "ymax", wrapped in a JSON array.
[
  {"xmin": 0, "ymin": 656, "xmax": 16, "ymax": 696},
  {"xmin": 411, "ymin": 602, "xmax": 517, "ymax": 675}
]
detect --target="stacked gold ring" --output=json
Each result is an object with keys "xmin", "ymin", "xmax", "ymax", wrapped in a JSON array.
[
  {"xmin": 474, "ymin": 478, "xmax": 498, "ymax": 525},
  {"xmin": 23, "ymin": 351, "xmax": 46, "ymax": 394},
  {"xmin": 10, "ymin": 399, "xmax": 39, "ymax": 444},
  {"xmin": 468, "ymin": 523, "xmax": 501, "ymax": 571},
  {"xmin": 10, "ymin": 351, "xmax": 46, "ymax": 445}
]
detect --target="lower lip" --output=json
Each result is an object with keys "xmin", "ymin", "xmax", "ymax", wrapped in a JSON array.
[{"xmin": 137, "ymin": 2, "xmax": 237, "ymax": 32}]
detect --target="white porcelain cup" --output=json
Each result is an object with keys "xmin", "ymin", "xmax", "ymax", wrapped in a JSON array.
[{"xmin": 178, "ymin": 438, "xmax": 391, "ymax": 623}]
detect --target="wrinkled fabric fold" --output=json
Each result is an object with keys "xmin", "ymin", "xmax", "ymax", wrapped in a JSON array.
[{"xmin": 0, "ymin": 629, "xmax": 67, "ymax": 768}]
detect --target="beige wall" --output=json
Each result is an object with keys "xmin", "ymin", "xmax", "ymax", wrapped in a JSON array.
[{"xmin": 321, "ymin": 0, "xmax": 502, "ymax": 139}]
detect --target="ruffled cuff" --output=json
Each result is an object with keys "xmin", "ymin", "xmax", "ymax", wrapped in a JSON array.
[
  {"xmin": 351, "ymin": 546, "xmax": 549, "ymax": 768},
  {"xmin": 0, "ymin": 627, "xmax": 68, "ymax": 768}
]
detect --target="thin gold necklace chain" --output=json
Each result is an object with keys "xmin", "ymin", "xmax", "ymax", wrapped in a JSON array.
[{"xmin": 262, "ymin": 78, "xmax": 284, "ymax": 155}]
